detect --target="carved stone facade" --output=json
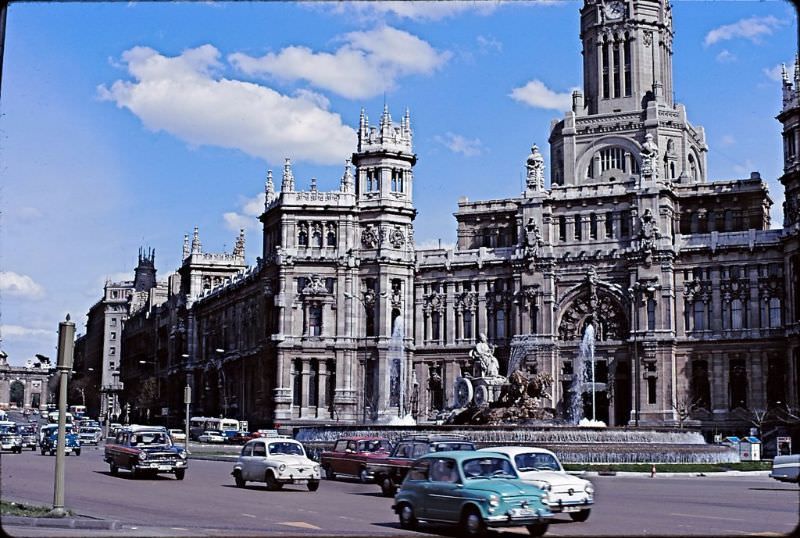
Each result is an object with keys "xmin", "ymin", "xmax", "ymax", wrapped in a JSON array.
[{"xmin": 114, "ymin": 0, "xmax": 798, "ymax": 433}]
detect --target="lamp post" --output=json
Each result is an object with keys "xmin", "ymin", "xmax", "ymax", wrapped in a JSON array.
[
  {"xmin": 628, "ymin": 285, "xmax": 640, "ymax": 427},
  {"xmin": 50, "ymin": 314, "xmax": 75, "ymax": 518},
  {"xmin": 181, "ymin": 353, "xmax": 192, "ymax": 449}
]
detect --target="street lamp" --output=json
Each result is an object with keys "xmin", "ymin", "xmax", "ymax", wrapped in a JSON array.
[
  {"xmin": 214, "ymin": 349, "xmax": 227, "ymax": 418},
  {"xmin": 181, "ymin": 354, "xmax": 192, "ymax": 450},
  {"xmin": 628, "ymin": 285, "xmax": 640, "ymax": 428}
]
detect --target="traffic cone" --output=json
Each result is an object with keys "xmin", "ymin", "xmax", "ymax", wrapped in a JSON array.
[{"xmin": 650, "ymin": 464, "xmax": 656, "ymax": 478}]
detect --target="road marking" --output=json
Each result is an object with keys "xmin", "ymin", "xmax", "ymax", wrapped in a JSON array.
[
  {"xmin": 241, "ymin": 513, "xmax": 256, "ymax": 518},
  {"xmin": 278, "ymin": 521, "xmax": 321, "ymax": 530},
  {"xmin": 670, "ymin": 513, "xmax": 748, "ymax": 522},
  {"xmin": 171, "ymin": 528, "xmax": 189, "ymax": 531}
]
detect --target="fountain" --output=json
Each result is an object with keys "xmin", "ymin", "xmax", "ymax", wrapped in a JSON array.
[
  {"xmin": 385, "ymin": 319, "xmax": 415, "ymax": 426},
  {"xmin": 570, "ymin": 323, "xmax": 607, "ymax": 427}
]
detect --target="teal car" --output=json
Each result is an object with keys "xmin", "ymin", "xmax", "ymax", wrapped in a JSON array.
[{"xmin": 393, "ymin": 451, "xmax": 553, "ymax": 537}]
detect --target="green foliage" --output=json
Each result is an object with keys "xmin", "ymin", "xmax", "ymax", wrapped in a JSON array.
[
  {"xmin": 0, "ymin": 500, "xmax": 63, "ymax": 517},
  {"xmin": 562, "ymin": 461, "xmax": 772, "ymax": 473}
]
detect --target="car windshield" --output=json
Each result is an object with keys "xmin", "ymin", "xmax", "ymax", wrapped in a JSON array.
[
  {"xmin": 205, "ymin": 430, "xmax": 222, "ymax": 435},
  {"xmin": 133, "ymin": 432, "xmax": 171, "ymax": 446},
  {"xmin": 514, "ymin": 452, "xmax": 561, "ymax": 472},
  {"xmin": 268, "ymin": 442, "xmax": 305, "ymax": 456},
  {"xmin": 462, "ymin": 457, "xmax": 518, "ymax": 480},
  {"xmin": 434, "ymin": 442, "xmax": 475, "ymax": 451},
  {"xmin": 358, "ymin": 440, "xmax": 391, "ymax": 452}
]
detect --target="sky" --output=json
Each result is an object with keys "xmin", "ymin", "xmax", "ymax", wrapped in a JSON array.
[{"xmin": 0, "ymin": 0, "xmax": 797, "ymax": 366}]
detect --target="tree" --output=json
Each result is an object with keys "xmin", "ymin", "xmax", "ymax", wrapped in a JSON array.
[
  {"xmin": 670, "ymin": 394, "xmax": 701, "ymax": 429},
  {"xmin": 734, "ymin": 407, "xmax": 770, "ymax": 437}
]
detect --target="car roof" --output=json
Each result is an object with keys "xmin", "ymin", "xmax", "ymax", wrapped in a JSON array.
[
  {"xmin": 122, "ymin": 425, "xmax": 168, "ymax": 433},
  {"xmin": 418, "ymin": 450, "xmax": 509, "ymax": 462},
  {"xmin": 336, "ymin": 436, "xmax": 389, "ymax": 441},
  {"xmin": 397, "ymin": 434, "xmax": 472, "ymax": 442},
  {"xmin": 480, "ymin": 446, "xmax": 558, "ymax": 458}
]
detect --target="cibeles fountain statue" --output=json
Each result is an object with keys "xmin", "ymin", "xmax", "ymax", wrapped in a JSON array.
[{"xmin": 452, "ymin": 333, "xmax": 555, "ymax": 425}]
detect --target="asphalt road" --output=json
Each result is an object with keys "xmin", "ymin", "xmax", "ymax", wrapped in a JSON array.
[{"xmin": 1, "ymin": 446, "xmax": 798, "ymax": 537}]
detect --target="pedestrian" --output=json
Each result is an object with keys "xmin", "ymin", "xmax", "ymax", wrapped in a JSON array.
[{"xmin": 650, "ymin": 464, "xmax": 656, "ymax": 478}]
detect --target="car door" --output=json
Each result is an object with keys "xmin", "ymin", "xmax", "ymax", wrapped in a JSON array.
[
  {"xmin": 403, "ymin": 459, "xmax": 431, "ymax": 519},
  {"xmin": 239, "ymin": 442, "xmax": 254, "ymax": 480},
  {"xmin": 343, "ymin": 440, "xmax": 359, "ymax": 475},
  {"xmin": 250, "ymin": 442, "xmax": 267, "ymax": 481},
  {"xmin": 425, "ymin": 457, "xmax": 462, "ymax": 522}
]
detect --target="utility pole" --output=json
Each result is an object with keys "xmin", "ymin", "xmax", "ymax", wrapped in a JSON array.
[
  {"xmin": 184, "ymin": 384, "xmax": 191, "ymax": 453},
  {"xmin": 50, "ymin": 314, "xmax": 75, "ymax": 517}
]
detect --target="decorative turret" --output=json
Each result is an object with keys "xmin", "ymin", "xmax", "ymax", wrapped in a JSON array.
[
  {"xmin": 233, "ymin": 229, "xmax": 245, "ymax": 258},
  {"xmin": 340, "ymin": 158, "xmax": 355, "ymax": 193},
  {"xmin": 281, "ymin": 158, "xmax": 295, "ymax": 192},
  {"xmin": 265, "ymin": 169, "xmax": 276, "ymax": 205},
  {"xmin": 133, "ymin": 247, "xmax": 157, "ymax": 292},
  {"xmin": 183, "ymin": 233, "xmax": 190, "ymax": 260},
  {"xmin": 191, "ymin": 226, "xmax": 202, "ymax": 254},
  {"xmin": 356, "ymin": 104, "xmax": 413, "ymax": 154}
]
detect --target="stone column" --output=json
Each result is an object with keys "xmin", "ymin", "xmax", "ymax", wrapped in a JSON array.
[
  {"xmin": 477, "ymin": 280, "xmax": 489, "ymax": 337},
  {"xmin": 619, "ymin": 35, "xmax": 627, "ymax": 98},
  {"xmin": 446, "ymin": 282, "xmax": 456, "ymax": 345},
  {"xmin": 318, "ymin": 361, "xmax": 329, "ymax": 418},
  {"xmin": 300, "ymin": 359, "xmax": 310, "ymax": 415}
]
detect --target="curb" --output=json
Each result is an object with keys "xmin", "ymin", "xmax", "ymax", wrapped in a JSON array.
[
  {"xmin": 1, "ymin": 516, "xmax": 120, "ymax": 530},
  {"xmin": 188, "ymin": 454, "xmax": 238, "ymax": 462},
  {"xmin": 584, "ymin": 470, "xmax": 771, "ymax": 477}
]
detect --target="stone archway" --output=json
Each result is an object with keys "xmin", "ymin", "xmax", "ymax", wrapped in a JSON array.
[
  {"xmin": 557, "ymin": 290, "xmax": 629, "ymax": 342},
  {"xmin": 10, "ymin": 381, "xmax": 24, "ymax": 408}
]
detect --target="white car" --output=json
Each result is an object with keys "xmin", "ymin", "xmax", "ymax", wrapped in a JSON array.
[
  {"xmin": 481, "ymin": 446, "xmax": 594, "ymax": 522},
  {"xmin": 198, "ymin": 430, "xmax": 226, "ymax": 443},
  {"xmin": 231, "ymin": 437, "xmax": 320, "ymax": 491},
  {"xmin": 168, "ymin": 429, "xmax": 187, "ymax": 442}
]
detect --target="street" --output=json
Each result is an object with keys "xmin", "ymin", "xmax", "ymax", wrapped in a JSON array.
[{"xmin": 1, "ymin": 446, "xmax": 798, "ymax": 537}]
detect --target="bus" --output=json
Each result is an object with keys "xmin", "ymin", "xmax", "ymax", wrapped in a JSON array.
[
  {"xmin": 189, "ymin": 416, "xmax": 243, "ymax": 441},
  {"xmin": 47, "ymin": 411, "xmax": 74, "ymax": 425},
  {"xmin": 68, "ymin": 405, "xmax": 86, "ymax": 418}
]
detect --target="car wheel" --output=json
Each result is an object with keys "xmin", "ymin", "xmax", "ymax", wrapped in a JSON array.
[
  {"xmin": 40, "ymin": 447, "xmax": 46, "ymax": 456},
  {"xmin": 526, "ymin": 522, "xmax": 550, "ymax": 536},
  {"xmin": 359, "ymin": 467, "xmax": 371, "ymax": 484},
  {"xmin": 307, "ymin": 480, "xmax": 320, "ymax": 492},
  {"xmin": 110, "ymin": 463, "xmax": 118, "ymax": 475},
  {"xmin": 265, "ymin": 471, "xmax": 282, "ymax": 491},
  {"xmin": 398, "ymin": 503, "xmax": 418, "ymax": 530},
  {"xmin": 50, "ymin": 450, "xmax": 55, "ymax": 456},
  {"xmin": 323, "ymin": 466, "xmax": 336, "ymax": 480},
  {"xmin": 75, "ymin": 449, "xmax": 81, "ymax": 456},
  {"xmin": 461, "ymin": 507, "xmax": 487, "ymax": 537},
  {"xmin": 31, "ymin": 446, "xmax": 36, "ymax": 451},
  {"xmin": 380, "ymin": 476, "xmax": 396, "ymax": 497},
  {"xmin": 234, "ymin": 471, "xmax": 245, "ymax": 488},
  {"xmin": 175, "ymin": 469, "xmax": 186, "ymax": 481},
  {"xmin": 569, "ymin": 509, "xmax": 591, "ymax": 522}
]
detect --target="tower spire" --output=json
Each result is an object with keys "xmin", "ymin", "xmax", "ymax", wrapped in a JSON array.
[
  {"xmin": 233, "ymin": 229, "xmax": 245, "ymax": 258},
  {"xmin": 183, "ymin": 233, "xmax": 190, "ymax": 259},
  {"xmin": 191, "ymin": 225, "xmax": 202, "ymax": 254},
  {"xmin": 341, "ymin": 158, "xmax": 354, "ymax": 193},
  {"xmin": 265, "ymin": 169, "xmax": 276, "ymax": 205},
  {"xmin": 281, "ymin": 158, "xmax": 295, "ymax": 192}
]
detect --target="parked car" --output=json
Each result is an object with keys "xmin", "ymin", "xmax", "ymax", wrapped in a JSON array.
[
  {"xmin": 321, "ymin": 436, "xmax": 392, "ymax": 483},
  {"xmin": 16, "ymin": 423, "xmax": 38, "ymax": 451},
  {"xmin": 481, "ymin": 446, "xmax": 594, "ymax": 521},
  {"xmin": 770, "ymin": 454, "xmax": 800, "ymax": 484},
  {"xmin": 79, "ymin": 426, "xmax": 103, "ymax": 446},
  {"xmin": 39, "ymin": 424, "xmax": 81, "ymax": 456},
  {"xmin": 231, "ymin": 437, "xmax": 321, "ymax": 491},
  {"xmin": 198, "ymin": 430, "xmax": 226, "ymax": 443},
  {"xmin": 168, "ymin": 429, "xmax": 187, "ymax": 442},
  {"xmin": 0, "ymin": 421, "xmax": 23, "ymax": 453},
  {"xmin": 393, "ymin": 450, "xmax": 553, "ymax": 537},
  {"xmin": 104, "ymin": 425, "xmax": 188, "ymax": 479},
  {"xmin": 367, "ymin": 434, "xmax": 476, "ymax": 496}
]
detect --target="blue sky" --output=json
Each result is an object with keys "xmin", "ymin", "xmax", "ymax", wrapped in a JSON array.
[{"xmin": 1, "ymin": 1, "xmax": 796, "ymax": 366}]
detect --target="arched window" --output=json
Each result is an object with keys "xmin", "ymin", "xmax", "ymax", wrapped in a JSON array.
[
  {"xmin": 731, "ymin": 299, "xmax": 743, "ymax": 329},
  {"xmin": 463, "ymin": 311, "xmax": 473, "ymax": 340},
  {"xmin": 769, "ymin": 297, "xmax": 782, "ymax": 328},
  {"xmin": 688, "ymin": 154, "xmax": 698, "ymax": 182},
  {"xmin": 693, "ymin": 301, "xmax": 705, "ymax": 331},
  {"xmin": 326, "ymin": 226, "xmax": 336, "ymax": 247},
  {"xmin": 558, "ymin": 216, "xmax": 567, "ymax": 242},
  {"xmin": 298, "ymin": 226, "xmax": 308, "ymax": 247},
  {"xmin": 308, "ymin": 304, "xmax": 322, "ymax": 336},
  {"xmin": 309, "ymin": 360, "xmax": 319, "ymax": 407},
  {"xmin": 496, "ymin": 310, "xmax": 506, "ymax": 339},
  {"xmin": 311, "ymin": 225, "xmax": 322, "ymax": 247},
  {"xmin": 431, "ymin": 312, "xmax": 441, "ymax": 341},
  {"xmin": 590, "ymin": 213, "xmax": 598, "ymax": 239}
]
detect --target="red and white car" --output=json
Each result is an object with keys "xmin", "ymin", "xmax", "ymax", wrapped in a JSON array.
[{"xmin": 320, "ymin": 436, "xmax": 392, "ymax": 483}]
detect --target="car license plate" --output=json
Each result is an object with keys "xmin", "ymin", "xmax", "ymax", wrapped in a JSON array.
[
  {"xmin": 158, "ymin": 465, "xmax": 172, "ymax": 471},
  {"xmin": 294, "ymin": 479, "xmax": 308, "ymax": 485},
  {"xmin": 562, "ymin": 506, "xmax": 580, "ymax": 513},
  {"xmin": 64, "ymin": 448, "xmax": 72, "ymax": 452},
  {"xmin": 510, "ymin": 508, "xmax": 536, "ymax": 518}
]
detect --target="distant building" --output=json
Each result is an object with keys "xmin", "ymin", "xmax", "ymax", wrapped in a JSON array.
[{"xmin": 118, "ymin": 0, "xmax": 799, "ymax": 434}]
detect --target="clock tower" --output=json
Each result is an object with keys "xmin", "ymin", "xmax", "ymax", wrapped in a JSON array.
[{"xmin": 580, "ymin": 0, "xmax": 674, "ymax": 115}]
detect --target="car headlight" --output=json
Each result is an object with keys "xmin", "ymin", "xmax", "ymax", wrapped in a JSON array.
[
  {"xmin": 540, "ymin": 492, "xmax": 550, "ymax": 505},
  {"xmin": 139, "ymin": 451, "xmax": 148, "ymax": 461},
  {"xmin": 278, "ymin": 464, "xmax": 286, "ymax": 473},
  {"xmin": 179, "ymin": 451, "xmax": 188, "ymax": 460},
  {"xmin": 585, "ymin": 483, "xmax": 594, "ymax": 494},
  {"xmin": 313, "ymin": 465, "xmax": 320, "ymax": 473},
  {"xmin": 488, "ymin": 494, "xmax": 500, "ymax": 507}
]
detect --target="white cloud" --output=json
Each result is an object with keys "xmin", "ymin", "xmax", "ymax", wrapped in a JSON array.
[
  {"xmin": 434, "ymin": 132, "xmax": 484, "ymax": 157},
  {"xmin": 704, "ymin": 16, "xmax": 787, "ymax": 46},
  {"xmin": 1, "ymin": 325, "xmax": 53, "ymax": 340},
  {"xmin": 223, "ymin": 192, "xmax": 266, "ymax": 232},
  {"xmin": 715, "ymin": 49, "xmax": 737, "ymax": 63},
  {"xmin": 0, "ymin": 271, "xmax": 45, "ymax": 299},
  {"xmin": 321, "ymin": 1, "xmax": 500, "ymax": 22},
  {"xmin": 229, "ymin": 26, "xmax": 451, "ymax": 99},
  {"xmin": 99, "ymin": 45, "xmax": 356, "ymax": 166},
  {"xmin": 509, "ymin": 80, "xmax": 576, "ymax": 112},
  {"xmin": 763, "ymin": 64, "xmax": 785, "ymax": 82},
  {"xmin": 720, "ymin": 134, "xmax": 736, "ymax": 147},
  {"xmin": 477, "ymin": 35, "xmax": 503, "ymax": 54}
]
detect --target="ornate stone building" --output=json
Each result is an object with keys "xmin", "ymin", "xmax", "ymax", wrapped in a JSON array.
[{"xmin": 117, "ymin": 0, "xmax": 798, "ymax": 433}]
